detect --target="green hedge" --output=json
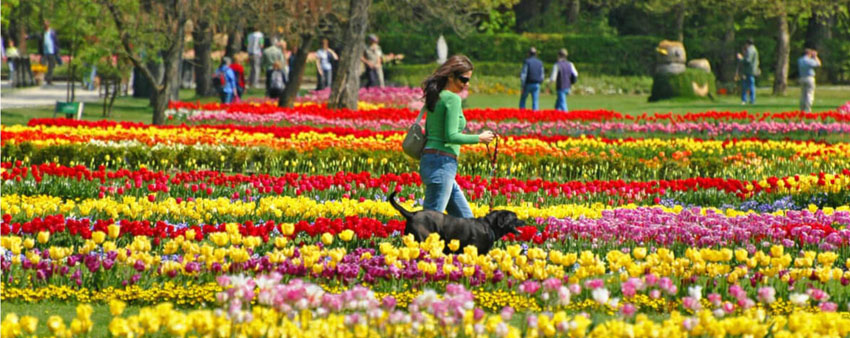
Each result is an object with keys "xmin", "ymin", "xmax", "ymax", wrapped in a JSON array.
[{"xmin": 380, "ymin": 33, "xmax": 659, "ymax": 76}]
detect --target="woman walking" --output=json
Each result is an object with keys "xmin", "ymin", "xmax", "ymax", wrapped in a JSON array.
[{"xmin": 420, "ymin": 55, "xmax": 495, "ymax": 218}]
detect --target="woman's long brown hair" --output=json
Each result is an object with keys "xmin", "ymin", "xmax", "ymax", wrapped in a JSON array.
[{"xmin": 422, "ymin": 55, "xmax": 474, "ymax": 112}]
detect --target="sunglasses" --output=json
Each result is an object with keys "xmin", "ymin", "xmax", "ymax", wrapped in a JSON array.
[{"xmin": 457, "ymin": 75, "xmax": 470, "ymax": 84}]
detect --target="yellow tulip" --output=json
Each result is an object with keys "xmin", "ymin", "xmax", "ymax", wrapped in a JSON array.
[
  {"xmin": 20, "ymin": 316, "xmax": 38, "ymax": 334},
  {"xmin": 338, "ymin": 229, "xmax": 355, "ymax": 242},
  {"xmin": 110, "ymin": 299, "xmax": 127, "ymax": 316},
  {"xmin": 281, "ymin": 223, "xmax": 295, "ymax": 236},
  {"xmin": 108, "ymin": 224, "xmax": 121, "ymax": 239},
  {"xmin": 633, "ymin": 247, "xmax": 647, "ymax": 260},
  {"xmin": 448, "ymin": 240, "xmax": 460, "ymax": 252},
  {"xmin": 23, "ymin": 238, "xmax": 34, "ymax": 249},
  {"xmin": 92, "ymin": 231, "xmax": 106, "ymax": 244},
  {"xmin": 36, "ymin": 231, "xmax": 50, "ymax": 244},
  {"xmin": 47, "ymin": 316, "xmax": 65, "ymax": 334},
  {"xmin": 321, "ymin": 233, "xmax": 334, "ymax": 246}
]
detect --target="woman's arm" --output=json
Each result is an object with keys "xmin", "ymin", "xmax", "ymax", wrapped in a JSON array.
[{"xmin": 443, "ymin": 94, "xmax": 479, "ymax": 144}]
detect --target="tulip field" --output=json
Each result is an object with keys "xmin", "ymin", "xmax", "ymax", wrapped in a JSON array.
[{"xmin": 2, "ymin": 97, "xmax": 850, "ymax": 337}]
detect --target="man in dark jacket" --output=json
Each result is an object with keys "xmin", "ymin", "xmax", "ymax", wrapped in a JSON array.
[
  {"xmin": 547, "ymin": 48, "xmax": 578, "ymax": 112},
  {"xmin": 519, "ymin": 47, "xmax": 544, "ymax": 110},
  {"xmin": 40, "ymin": 20, "xmax": 61, "ymax": 85}
]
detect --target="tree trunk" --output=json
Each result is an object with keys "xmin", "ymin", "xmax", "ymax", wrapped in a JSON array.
[
  {"xmin": 279, "ymin": 34, "xmax": 315, "ymax": 108},
  {"xmin": 160, "ymin": 31, "xmax": 186, "ymax": 123},
  {"xmin": 193, "ymin": 18, "xmax": 214, "ymax": 96},
  {"xmin": 225, "ymin": 19, "xmax": 245, "ymax": 58},
  {"xmin": 513, "ymin": 0, "xmax": 540, "ymax": 32},
  {"xmin": 103, "ymin": 77, "xmax": 111, "ymax": 117},
  {"xmin": 674, "ymin": 2, "xmax": 685, "ymax": 42},
  {"xmin": 151, "ymin": 88, "xmax": 170, "ymax": 125},
  {"xmin": 719, "ymin": 14, "xmax": 736, "ymax": 83},
  {"xmin": 805, "ymin": 9, "xmax": 831, "ymax": 51},
  {"xmin": 567, "ymin": 0, "xmax": 580, "ymax": 25},
  {"xmin": 773, "ymin": 12, "xmax": 790, "ymax": 96},
  {"xmin": 329, "ymin": 0, "xmax": 371, "ymax": 110}
]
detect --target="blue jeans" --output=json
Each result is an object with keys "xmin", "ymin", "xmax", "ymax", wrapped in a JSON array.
[
  {"xmin": 555, "ymin": 88, "xmax": 570, "ymax": 111},
  {"xmin": 741, "ymin": 75, "xmax": 755, "ymax": 104},
  {"xmin": 83, "ymin": 64, "xmax": 97, "ymax": 91},
  {"xmin": 419, "ymin": 152, "xmax": 473, "ymax": 218},
  {"xmin": 220, "ymin": 91, "xmax": 233, "ymax": 103},
  {"xmin": 519, "ymin": 83, "xmax": 540, "ymax": 110}
]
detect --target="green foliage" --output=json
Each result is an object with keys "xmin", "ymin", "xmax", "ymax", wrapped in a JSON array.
[
  {"xmin": 379, "ymin": 33, "xmax": 658, "ymax": 76},
  {"xmin": 649, "ymin": 68, "xmax": 717, "ymax": 102},
  {"xmin": 1, "ymin": 0, "xmax": 19, "ymax": 30},
  {"xmin": 477, "ymin": 9, "xmax": 516, "ymax": 34}
]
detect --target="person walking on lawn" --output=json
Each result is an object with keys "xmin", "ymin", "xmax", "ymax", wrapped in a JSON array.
[
  {"xmin": 736, "ymin": 38, "xmax": 760, "ymax": 105},
  {"xmin": 547, "ymin": 48, "xmax": 578, "ymax": 112},
  {"xmin": 519, "ymin": 47, "xmax": 544, "ymax": 110}
]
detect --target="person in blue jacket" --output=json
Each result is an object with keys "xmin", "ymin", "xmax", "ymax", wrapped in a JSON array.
[
  {"xmin": 215, "ymin": 57, "xmax": 238, "ymax": 103},
  {"xmin": 41, "ymin": 20, "xmax": 62, "ymax": 85},
  {"xmin": 519, "ymin": 47, "xmax": 544, "ymax": 110}
]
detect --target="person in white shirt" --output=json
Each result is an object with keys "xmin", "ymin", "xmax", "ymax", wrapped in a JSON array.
[
  {"xmin": 246, "ymin": 28, "xmax": 264, "ymax": 88},
  {"xmin": 797, "ymin": 48, "xmax": 822, "ymax": 113},
  {"xmin": 315, "ymin": 38, "xmax": 338, "ymax": 90},
  {"xmin": 546, "ymin": 48, "xmax": 578, "ymax": 112}
]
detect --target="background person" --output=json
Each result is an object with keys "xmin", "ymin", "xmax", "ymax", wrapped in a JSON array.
[
  {"xmin": 420, "ymin": 55, "xmax": 495, "ymax": 218},
  {"xmin": 736, "ymin": 38, "xmax": 759, "ymax": 105},
  {"xmin": 519, "ymin": 47, "xmax": 544, "ymax": 110},
  {"xmin": 246, "ymin": 27, "xmax": 264, "ymax": 88},
  {"xmin": 547, "ymin": 48, "xmax": 578, "ymax": 112},
  {"xmin": 261, "ymin": 38, "xmax": 285, "ymax": 97},
  {"xmin": 230, "ymin": 53, "xmax": 247, "ymax": 99},
  {"xmin": 215, "ymin": 56, "xmax": 238, "ymax": 103},
  {"xmin": 40, "ymin": 20, "xmax": 61, "ymax": 85},
  {"xmin": 268, "ymin": 61, "xmax": 286, "ymax": 99},
  {"xmin": 361, "ymin": 34, "xmax": 382, "ymax": 88},
  {"xmin": 4, "ymin": 39, "xmax": 19, "ymax": 87},
  {"xmin": 315, "ymin": 38, "xmax": 338, "ymax": 90},
  {"xmin": 797, "ymin": 48, "xmax": 822, "ymax": 113}
]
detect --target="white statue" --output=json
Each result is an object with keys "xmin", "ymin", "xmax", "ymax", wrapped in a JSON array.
[{"xmin": 437, "ymin": 35, "xmax": 448, "ymax": 65}]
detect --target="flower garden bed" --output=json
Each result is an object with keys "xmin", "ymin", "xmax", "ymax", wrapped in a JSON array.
[{"xmin": 1, "ymin": 101, "xmax": 849, "ymax": 337}]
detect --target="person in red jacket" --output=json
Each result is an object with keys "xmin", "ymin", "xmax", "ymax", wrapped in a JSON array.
[{"xmin": 229, "ymin": 54, "xmax": 247, "ymax": 99}]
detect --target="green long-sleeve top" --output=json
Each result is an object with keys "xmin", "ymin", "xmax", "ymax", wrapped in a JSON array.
[{"xmin": 424, "ymin": 90, "xmax": 479, "ymax": 156}]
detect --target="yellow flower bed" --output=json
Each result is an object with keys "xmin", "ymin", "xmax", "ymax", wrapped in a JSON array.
[{"xmin": 2, "ymin": 302, "xmax": 849, "ymax": 338}]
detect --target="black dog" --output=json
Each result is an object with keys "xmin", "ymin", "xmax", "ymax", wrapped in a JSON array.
[{"xmin": 389, "ymin": 191, "xmax": 523, "ymax": 254}]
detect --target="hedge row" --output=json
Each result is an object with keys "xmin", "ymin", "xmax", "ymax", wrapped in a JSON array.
[{"xmin": 379, "ymin": 33, "xmax": 658, "ymax": 76}]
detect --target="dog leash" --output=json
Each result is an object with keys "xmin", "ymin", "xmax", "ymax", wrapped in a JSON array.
[{"xmin": 484, "ymin": 134, "xmax": 500, "ymax": 210}]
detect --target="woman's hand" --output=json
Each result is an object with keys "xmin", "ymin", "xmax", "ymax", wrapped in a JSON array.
[{"xmin": 479, "ymin": 131, "xmax": 496, "ymax": 144}]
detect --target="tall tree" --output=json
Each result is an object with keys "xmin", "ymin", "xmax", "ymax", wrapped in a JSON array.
[
  {"xmin": 640, "ymin": 0, "xmax": 695, "ymax": 42},
  {"xmin": 277, "ymin": 0, "xmax": 333, "ymax": 108},
  {"xmin": 567, "ymin": 0, "xmax": 580, "ymax": 25},
  {"xmin": 329, "ymin": 0, "xmax": 371, "ymax": 109},
  {"xmin": 101, "ymin": 0, "xmax": 189, "ymax": 125}
]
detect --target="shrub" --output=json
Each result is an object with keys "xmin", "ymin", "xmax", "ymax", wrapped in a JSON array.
[{"xmin": 649, "ymin": 68, "xmax": 717, "ymax": 102}]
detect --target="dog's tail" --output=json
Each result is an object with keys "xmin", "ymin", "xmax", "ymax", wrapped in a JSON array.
[{"xmin": 388, "ymin": 191, "xmax": 414, "ymax": 221}]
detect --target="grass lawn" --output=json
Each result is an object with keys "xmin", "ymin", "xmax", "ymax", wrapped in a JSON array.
[
  {"xmin": 2, "ymin": 86, "xmax": 847, "ymax": 126},
  {"xmin": 1, "ymin": 301, "xmax": 143, "ymax": 337},
  {"xmin": 466, "ymin": 85, "xmax": 849, "ymax": 114}
]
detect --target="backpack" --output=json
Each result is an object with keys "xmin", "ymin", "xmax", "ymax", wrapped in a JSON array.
[
  {"xmin": 212, "ymin": 71, "xmax": 226, "ymax": 92},
  {"xmin": 270, "ymin": 70, "xmax": 285, "ymax": 90}
]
